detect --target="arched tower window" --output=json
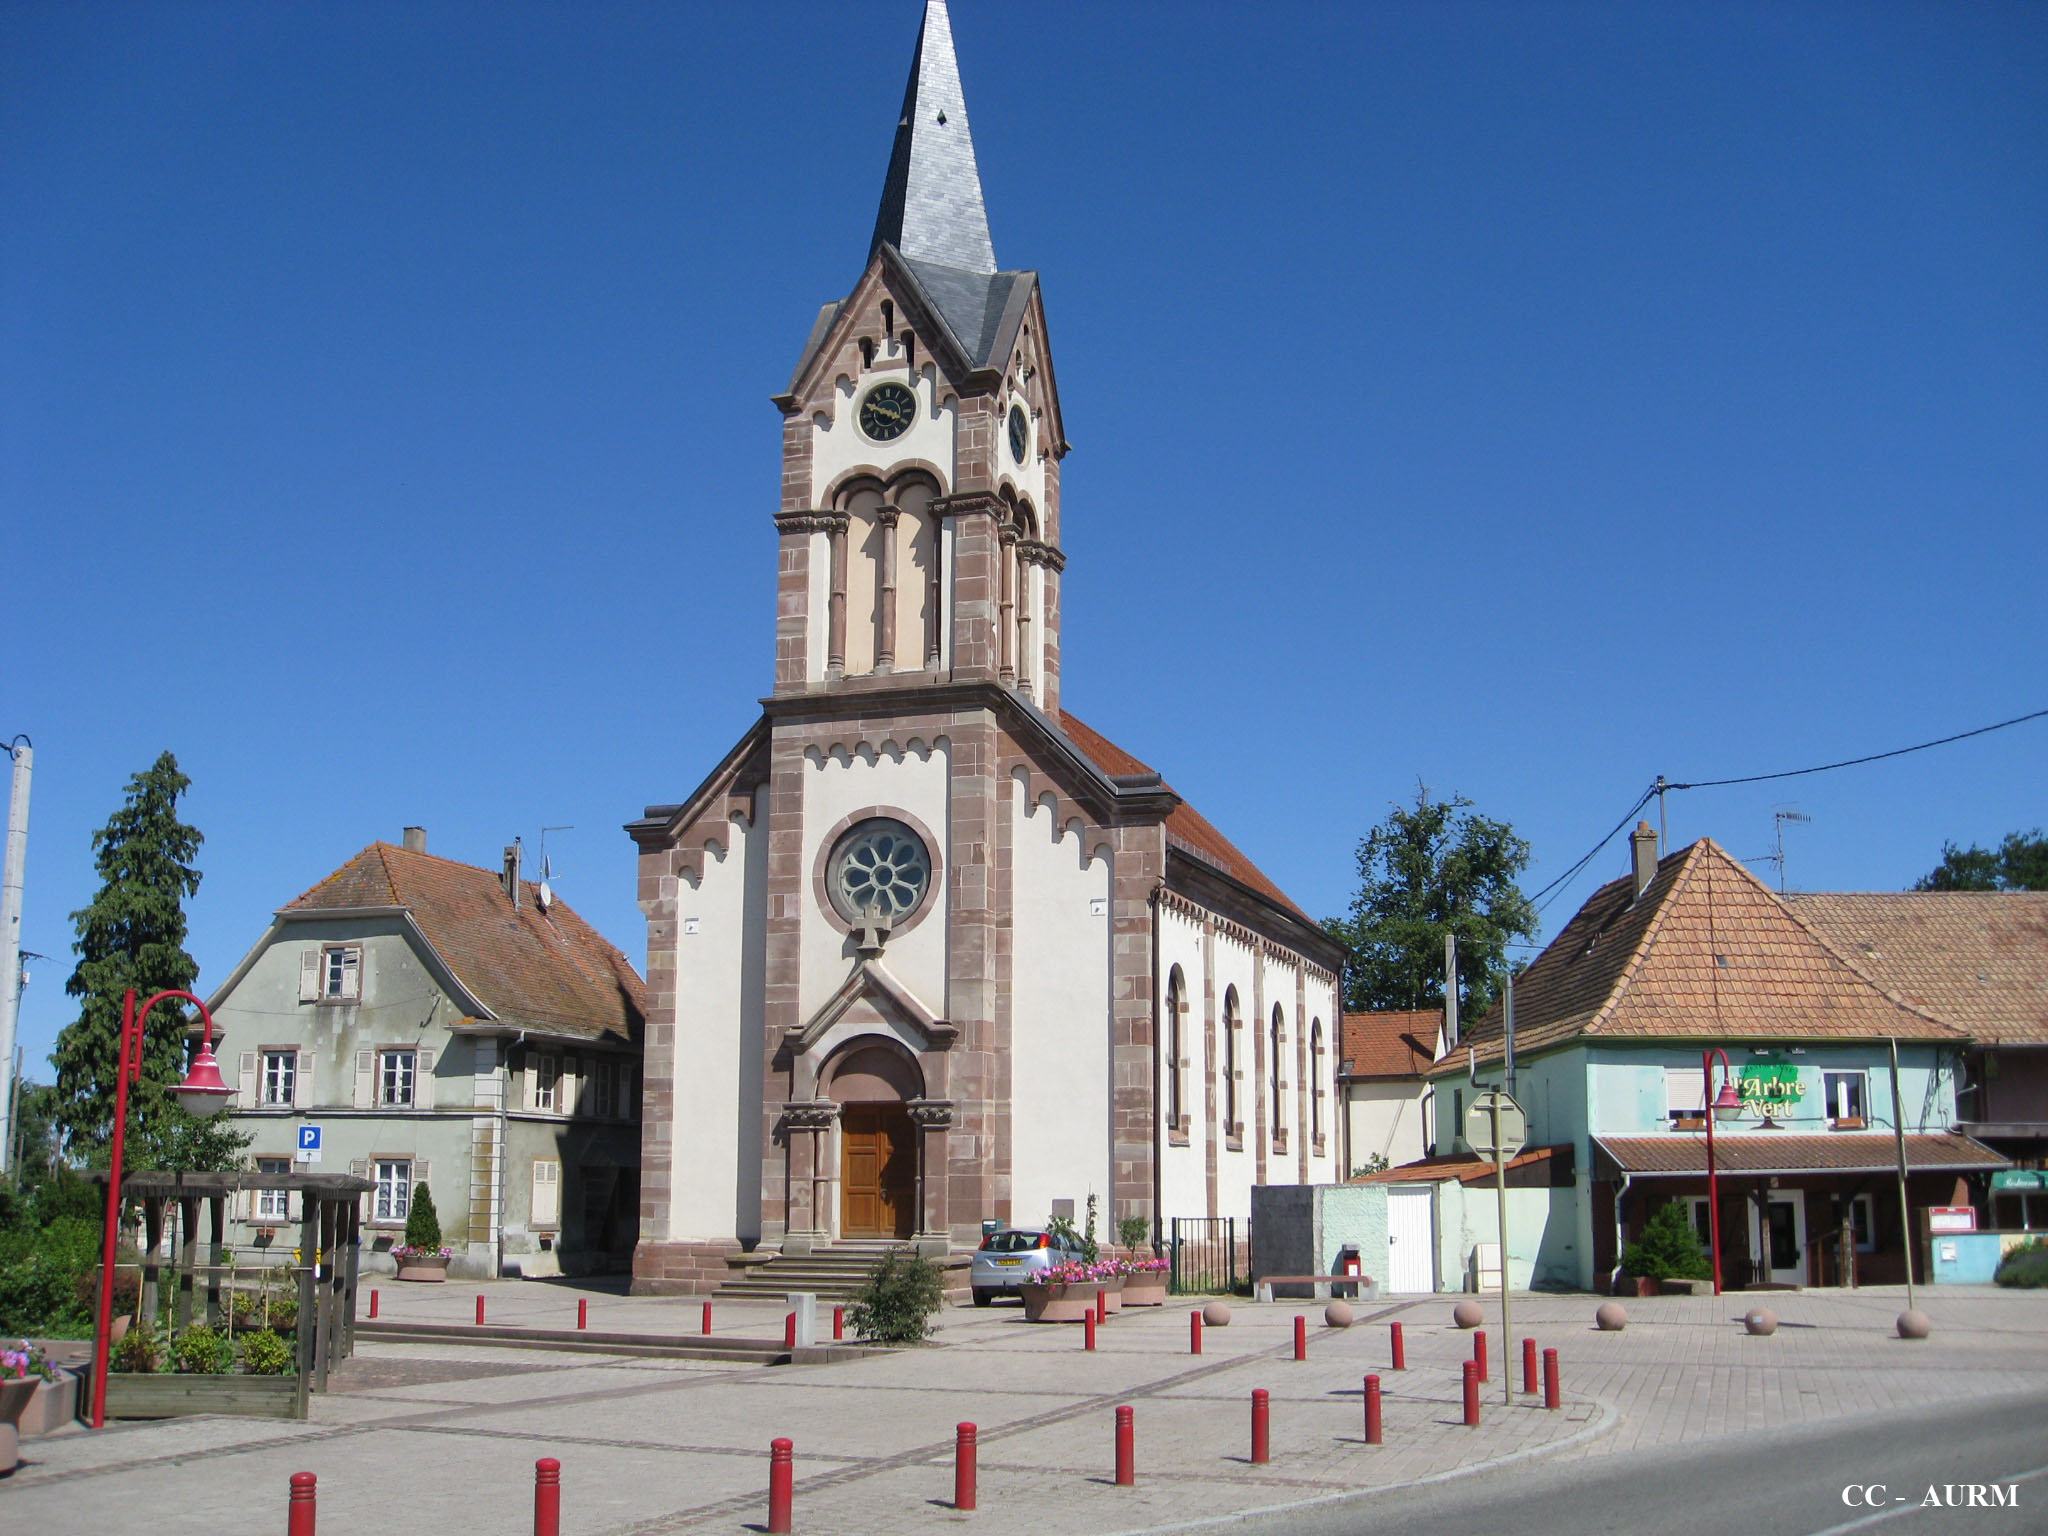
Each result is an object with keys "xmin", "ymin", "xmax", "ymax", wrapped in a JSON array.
[
  {"xmin": 1222, "ymin": 986, "xmax": 1241, "ymax": 1142},
  {"xmin": 1270, "ymin": 1003, "xmax": 1287, "ymax": 1148},
  {"xmin": 1165, "ymin": 966, "xmax": 1187, "ymax": 1134}
]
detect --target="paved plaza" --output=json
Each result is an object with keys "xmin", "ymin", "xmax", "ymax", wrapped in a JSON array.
[{"xmin": 2, "ymin": 1282, "xmax": 2042, "ymax": 1534}]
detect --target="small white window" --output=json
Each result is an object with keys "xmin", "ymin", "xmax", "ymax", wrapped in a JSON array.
[
  {"xmin": 323, "ymin": 945, "xmax": 362, "ymax": 1001},
  {"xmin": 531, "ymin": 1159, "xmax": 561, "ymax": 1227},
  {"xmin": 256, "ymin": 1157, "xmax": 291, "ymax": 1220},
  {"xmin": 261, "ymin": 1050, "xmax": 297, "ymax": 1107},
  {"xmin": 1665, "ymin": 1066, "xmax": 1707, "ymax": 1125},
  {"xmin": 533, "ymin": 1055, "xmax": 559, "ymax": 1112},
  {"xmin": 373, "ymin": 1158, "xmax": 412, "ymax": 1223},
  {"xmin": 380, "ymin": 1049, "xmax": 417, "ymax": 1107},
  {"xmin": 1847, "ymin": 1192, "xmax": 1876, "ymax": 1252},
  {"xmin": 1823, "ymin": 1071, "xmax": 1867, "ymax": 1126}
]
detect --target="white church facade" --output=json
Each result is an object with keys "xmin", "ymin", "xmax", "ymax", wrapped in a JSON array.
[{"xmin": 627, "ymin": 1, "xmax": 1344, "ymax": 1292}]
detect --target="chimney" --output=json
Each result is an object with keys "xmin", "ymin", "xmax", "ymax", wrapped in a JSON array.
[
  {"xmin": 402, "ymin": 826, "xmax": 427, "ymax": 854},
  {"xmin": 502, "ymin": 840, "xmax": 523, "ymax": 908},
  {"xmin": 1630, "ymin": 821, "xmax": 1660, "ymax": 902}
]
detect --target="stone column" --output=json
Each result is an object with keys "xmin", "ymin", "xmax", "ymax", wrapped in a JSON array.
[
  {"xmin": 876, "ymin": 505, "xmax": 900, "ymax": 672},
  {"xmin": 908, "ymin": 1099, "xmax": 955, "ymax": 1245},
  {"xmin": 828, "ymin": 518, "xmax": 849, "ymax": 678},
  {"xmin": 780, "ymin": 1101, "xmax": 839, "ymax": 1252},
  {"xmin": 996, "ymin": 527, "xmax": 1017, "ymax": 685}
]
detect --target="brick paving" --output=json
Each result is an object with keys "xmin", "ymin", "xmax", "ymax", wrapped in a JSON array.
[{"xmin": 1, "ymin": 1282, "xmax": 2037, "ymax": 1534}]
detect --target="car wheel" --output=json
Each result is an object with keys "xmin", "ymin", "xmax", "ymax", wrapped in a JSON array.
[{"xmin": 972, "ymin": 1287, "xmax": 994, "ymax": 1308}]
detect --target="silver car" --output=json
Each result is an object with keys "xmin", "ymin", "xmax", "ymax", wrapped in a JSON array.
[{"xmin": 969, "ymin": 1228, "xmax": 1090, "ymax": 1305}]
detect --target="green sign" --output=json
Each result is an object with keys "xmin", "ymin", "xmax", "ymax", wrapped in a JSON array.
[
  {"xmin": 1992, "ymin": 1170, "xmax": 2045, "ymax": 1191},
  {"xmin": 1736, "ymin": 1056, "xmax": 1803, "ymax": 1114}
]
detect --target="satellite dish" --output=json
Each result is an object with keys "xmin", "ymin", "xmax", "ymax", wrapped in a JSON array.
[{"xmin": 537, "ymin": 881, "xmax": 553, "ymax": 912}]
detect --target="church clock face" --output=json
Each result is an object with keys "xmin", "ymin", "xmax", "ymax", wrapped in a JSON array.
[
  {"xmin": 1007, "ymin": 403, "xmax": 1029, "ymax": 464},
  {"xmin": 857, "ymin": 381, "xmax": 918, "ymax": 442},
  {"xmin": 828, "ymin": 818, "xmax": 932, "ymax": 923}
]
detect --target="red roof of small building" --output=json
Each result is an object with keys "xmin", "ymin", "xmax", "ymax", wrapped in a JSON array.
[
  {"xmin": 1338, "ymin": 1009, "xmax": 1441, "ymax": 1079},
  {"xmin": 1595, "ymin": 1131, "xmax": 2006, "ymax": 1177}
]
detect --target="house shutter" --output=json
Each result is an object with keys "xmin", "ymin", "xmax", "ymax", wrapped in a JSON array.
[
  {"xmin": 562, "ymin": 1056, "xmax": 579, "ymax": 1116},
  {"xmin": 294, "ymin": 1050, "xmax": 313, "ymax": 1108},
  {"xmin": 299, "ymin": 949, "xmax": 322, "ymax": 1002},
  {"xmin": 351, "ymin": 1158, "xmax": 370, "ymax": 1222},
  {"xmin": 531, "ymin": 1160, "xmax": 561, "ymax": 1226},
  {"xmin": 237, "ymin": 1051, "xmax": 258, "ymax": 1108},
  {"xmin": 1665, "ymin": 1066, "xmax": 1706, "ymax": 1117},
  {"xmin": 339, "ymin": 947, "xmax": 362, "ymax": 1001},
  {"xmin": 415, "ymin": 1048, "xmax": 436, "ymax": 1110},
  {"xmin": 354, "ymin": 1051, "xmax": 374, "ymax": 1109}
]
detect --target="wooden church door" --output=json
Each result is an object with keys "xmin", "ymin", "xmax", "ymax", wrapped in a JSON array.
[{"xmin": 841, "ymin": 1104, "xmax": 917, "ymax": 1239}]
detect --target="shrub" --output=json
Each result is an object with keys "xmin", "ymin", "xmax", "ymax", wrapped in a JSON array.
[
  {"xmin": 845, "ymin": 1252, "xmax": 945, "ymax": 1344},
  {"xmin": 404, "ymin": 1184, "xmax": 442, "ymax": 1254},
  {"xmin": 241, "ymin": 1328, "xmax": 296, "ymax": 1376},
  {"xmin": 1995, "ymin": 1238, "xmax": 2048, "ymax": 1289},
  {"xmin": 0, "ymin": 1217, "xmax": 103, "ymax": 1335},
  {"xmin": 173, "ymin": 1324, "xmax": 234, "ymax": 1375},
  {"xmin": 1622, "ymin": 1200, "xmax": 1712, "ymax": 1282},
  {"xmin": 267, "ymin": 1295, "xmax": 299, "ymax": 1335},
  {"xmin": 1117, "ymin": 1216, "xmax": 1150, "ymax": 1252},
  {"xmin": 113, "ymin": 1320, "xmax": 166, "ymax": 1374}
]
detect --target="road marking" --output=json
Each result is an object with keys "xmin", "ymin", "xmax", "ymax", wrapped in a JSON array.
[{"xmin": 1800, "ymin": 1463, "xmax": 2048, "ymax": 1536}]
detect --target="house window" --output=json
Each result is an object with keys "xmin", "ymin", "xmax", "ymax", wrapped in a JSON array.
[
  {"xmin": 380, "ymin": 1049, "xmax": 417, "ymax": 1107},
  {"xmin": 531, "ymin": 1159, "xmax": 561, "ymax": 1227},
  {"xmin": 1845, "ymin": 1192, "xmax": 1876, "ymax": 1252},
  {"xmin": 1684, "ymin": 1196, "xmax": 1714, "ymax": 1249},
  {"xmin": 594, "ymin": 1059, "xmax": 617, "ymax": 1120},
  {"xmin": 1665, "ymin": 1066, "xmax": 1707, "ymax": 1127},
  {"xmin": 261, "ymin": 1051, "xmax": 297, "ymax": 1107},
  {"xmin": 373, "ymin": 1159, "xmax": 412, "ymax": 1223},
  {"xmin": 324, "ymin": 946, "xmax": 360, "ymax": 999},
  {"xmin": 1823, "ymin": 1071, "xmax": 1867, "ymax": 1127},
  {"xmin": 533, "ymin": 1054, "xmax": 559, "ymax": 1112},
  {"xmin": 255, "ymin": 1157, "xmax": 291, "ymax": 1221}
]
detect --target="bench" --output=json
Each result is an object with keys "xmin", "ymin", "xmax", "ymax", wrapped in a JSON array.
[{"xmin": 1254, "ymin": 1273, "xmax": 1379, "ymax": 1303}]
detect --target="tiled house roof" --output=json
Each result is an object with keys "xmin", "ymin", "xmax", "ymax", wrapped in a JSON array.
[
  {"xmin": 1339, "ymin": 1009, "xmax": 1441, "ymax": 1079},
  {"xmin": 1428, "ymin": 839, "xmax": 1960, "ymax": 1078},
  {"xmin": 1057, "ymin": 709, "xmax": 1311, "ymax": 920},
  {"xmin": 1785, "ymin": 892, "xmax": 2048, "ymax": 1046},
  {"xmin": 1596, "ymin": 1131, "xmax": 2006, "ymax": 1177},
  {"xmin": 282, "ymin": 843, "xmax": 646, "ymax": 1045}
]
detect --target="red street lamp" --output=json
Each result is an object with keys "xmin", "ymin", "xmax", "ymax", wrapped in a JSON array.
[
  {"xmin": 91, "ymin": 988, "xmax": 234, "ymax": 1429},
  {"xmin": 1702, "ymin": 1047, "xmax": 1742, "ymax": 1296}
]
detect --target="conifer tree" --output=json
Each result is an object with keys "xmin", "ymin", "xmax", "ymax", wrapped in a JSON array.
[{"xmin": 52, "ymin": 752, "xmax": 247, "ymax": 1170}]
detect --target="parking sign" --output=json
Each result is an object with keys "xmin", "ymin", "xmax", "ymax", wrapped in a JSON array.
[{"xmin": 296, "ymin": 1124, "xmax": 322, "ymax": 1163}]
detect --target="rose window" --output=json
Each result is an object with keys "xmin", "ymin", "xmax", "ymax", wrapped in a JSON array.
[{"xmin": 829, "ymin": 819, "xmax": 932, "ymax": 923}]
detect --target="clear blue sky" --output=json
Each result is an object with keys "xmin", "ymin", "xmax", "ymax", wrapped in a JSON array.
[{"xmin": 4, "ymin": 2, "xmax": 2043, "ymax": 1076}]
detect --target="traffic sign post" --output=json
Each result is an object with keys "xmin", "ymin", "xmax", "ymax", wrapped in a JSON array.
[
  {"xmin": 1465, "ymin": 1090, "xmax": 1526, "ymax": 1404},
  {"xmin": 295, "ymin": 1125, "xmax": 323, "ymax": 1164}
]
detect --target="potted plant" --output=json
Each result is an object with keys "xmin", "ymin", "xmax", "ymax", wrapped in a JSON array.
[
  {"xmin": 1621, "ymin": 1199, "xmax": 1713, "ymax": 1296},
  {"xmin": 0, "ymin": 1341, "xmax": 57, "ymax": 1432},
  {"xmin": 393, "ymin": 1184, "xmax": 451, "ymax": 1281},
  {"xmin": 1120, "ymin": 1255, "xmax": 1171, "ymax": 1306},
  {"xmin": 1019, "ymin": 1260, "xmax": 1105, "ymax": 1323}
]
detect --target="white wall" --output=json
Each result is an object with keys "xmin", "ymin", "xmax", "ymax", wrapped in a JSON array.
[
  {"xmin": 1008, "ymin": 772, "xmax": 1112, "ymax": 1227},
  {"xmin": 1157, "ymin": 905, "xmax": 1209, "ymax": 1222},
  {"xmin": 810, "ymin": 358, "xmax": 957, "ymax": 502},
  {"xmin": 1345, "ymin": 1080, "xmax": 1434, "ymax": 1172}
]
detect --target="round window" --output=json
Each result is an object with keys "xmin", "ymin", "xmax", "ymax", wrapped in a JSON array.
[{"xmin": 828, "ymin": 819, "xmax": 932, "ymax": 923}]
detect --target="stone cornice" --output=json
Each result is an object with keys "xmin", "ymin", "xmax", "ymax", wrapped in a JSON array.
[
  {"xmin": 930, "ymin": 491, "xmax": 1003, "ymax": 521},
  {"xmin": 1017, "ymin": 538, "xmax": 1067, "ymax": 572},
  {"xmin": 774, "ymin": 509, "xmax": 849, "ymax": 535}
]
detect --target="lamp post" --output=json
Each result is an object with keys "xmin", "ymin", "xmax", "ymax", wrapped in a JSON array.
[
  {"xmin": 90, "ymin": 988, "xmax": 235, "ymax": 1428},
  {"xmin": 1702, "ymin": 1048, "xmax": 1743, "ymax": 1296}
]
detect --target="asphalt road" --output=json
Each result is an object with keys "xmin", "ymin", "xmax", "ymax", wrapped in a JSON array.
[{"xmin": 1204, "ymin": 1386, "xmax": 2048, "ymax": 1536}]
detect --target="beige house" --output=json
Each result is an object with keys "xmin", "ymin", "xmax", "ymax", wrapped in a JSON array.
[
  {"xmin": 1337, "ymin": 1009, "xmax": 1443, "ymax": 1175},
  {"xmin": 625, "ymin": 2, "xmax": 1343, "ymax": 1295}
]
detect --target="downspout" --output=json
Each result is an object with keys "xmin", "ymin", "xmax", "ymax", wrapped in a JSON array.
[{"xmin": 1611, "ymin": 1170, "xmax": 1632, "ymax": 1295}]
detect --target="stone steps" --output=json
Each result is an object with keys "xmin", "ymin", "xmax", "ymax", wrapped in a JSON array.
[{"xmin": 712, "ymin": 1243, "xmax": 956, "ymax": 1301}]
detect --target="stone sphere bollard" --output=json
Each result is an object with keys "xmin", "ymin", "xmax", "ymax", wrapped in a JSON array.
[
  {"xmin": 1743, "ymin": 1307, "xmax": 1777, "ymax": 1336},
  {"xmin": 1594, "ymin": 1302, "xmax": 1628, "ymax": 1332},
  {"xmin": 1202, "ymin": 1300, "xmax": 1233, "ymax": 1328},
  {"xmin": 1452, "ymin": 1300, "xmax": 1484, "ymax": 1329},
  {"xmin": 1324, "ymin": 1300, "xmax": 1355, "ymax": 1329},
  {"xmin": 1897, "ymin": 1309, "xmax": 1932, "ymax": 1340}
]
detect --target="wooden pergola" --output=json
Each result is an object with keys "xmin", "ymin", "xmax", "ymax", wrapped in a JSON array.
[{"xmin": 96, "ymin": 1168, "xmax": 373, "ymax": 1411}]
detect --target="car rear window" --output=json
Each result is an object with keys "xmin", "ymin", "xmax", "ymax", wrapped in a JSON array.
[{"xmin": 982, "ymin": 1231, "xmax": 1044, "ymax": 1253}]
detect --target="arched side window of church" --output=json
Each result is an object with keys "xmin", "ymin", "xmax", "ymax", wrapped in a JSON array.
[
  {"xmin": 1270, "ymin": 1004, "xmax": 1287, "ymax": 1146},
  {"xmin": 891, "ymin": 472, "xmax": 941, "ymax": 671},
  {"xmin": 1164, "ymin": 966, "xmax": 1186, "ymax": 1133},
  {"xmin": 1309, "ymin": 1018, "xmax": 1324, "ymax": 1144},
  {"xmin": 1012, "ymin": 497, "xmax": 1039, "ymax": 697},
  {"xmin": 1222, "ymin": 986, "xmax": 1241, "ymax": 1142}
]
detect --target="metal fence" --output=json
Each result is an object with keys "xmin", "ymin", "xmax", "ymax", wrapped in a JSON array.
[{"xmin": 1168, "ymin": 1216, "xmax": 1238, "ymax": 1295}]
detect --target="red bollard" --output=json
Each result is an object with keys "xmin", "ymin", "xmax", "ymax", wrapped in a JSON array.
[
  {"xmin": 954, "ymin": 1422, "xmax": 978, "ymax": 1512},
  {"xmin": 1522, "ymin": 1337, "xmax": 1537, "ymax": 1394},
  {"xmin": 287, "ymin": 1472, "xmax": 317, "ymax": 1536},
  {"xmin": 1473, "ymin": 1328, "xmax": 1488, "ymax": 1383},
  {"xmin": 1363, "ymin": 1374, "xmax": 1382, "ymax": 1445},
  {"xmin": 1294, "ymin": 1315, "xmax": 1307, "ymax": 1362},
  {"xmin": 476, "ymin": 1294, "xmax": 486, "ymax": 1326},
  {"xmin": 1084, "ymin": 1311, "xmax": 1097, "ymax": 1351},
  {"xmin": 1095, "ymin": 1287, "xmax": 1108, "ymax": 1324},
  {"xmin": 368, "ymin": 1289, "xmax": 379, "ymax": 1320},
  {"xmin": 1463, "ymin": 1360, "xmax": 1480, "ymax": 1426},
  {"xmin": 1250, "ymin": 1389, "xmax": 1270, "ymax": 1464},
  {"xmin": 1114, "ymin": 1405, "xmax": 1135, "ymax": 1486},
  {"xmin": 534, "ymin": 1457, "xmax": 561, "ymax": 1536},
  {"xmin": 784, "ymin": 1311, "xmax": 797, "ymax": 1349},
  {"xmin": 702, "ymin": 1300, "xmax": 713, "ymax": 1336},
  {"xmin": 1543, "ymin": 1347, "xmax": 1560, "ymax": 1411},
  {"xmin": 577, "ymin": 1298, "xmax": 588, "ymax": 1331},
  {"xmin": 1190, "ymin": 1309, "xmax": 1203, "ymax": 1355},
  {"xmin": 1389, "ymin": 1320, "xmax": 1405, "ymax": 1370},
  {"xmin": 832, "ymin": 1305, "xmax": 844, "ymax": 1341},
  {"xmin": 767, "ymin": 1438, "xmax": 794, "ymax": 1534}
]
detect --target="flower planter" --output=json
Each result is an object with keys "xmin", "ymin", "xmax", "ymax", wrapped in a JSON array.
[
  {"xmin": 395, "ymin": 1260, "xmax": 449, "ymax": 1283},
  {"xmin": 97, "ymin": 1372, "xmax": 304, "ymax": 1421},
  {"xmin": 1099, "ymin": 1275, "xmax": 1125, "ymax": 1315},
  {"xmin": 1631, "ymin": 1275, "xmax": 1660, "ymax": 1298},
  {"xmin": 1019, "ymin": 1281, "xmax": 1103, "ymax": 1323},
  {"xmin": 1120, "ymin": 1278, "xmax": 1169, "ymax": 1306},
  {"xmin": 0, "ymin": 1377, "xmax": 36, "ymax": 1430},
  {"xmin": 0, "ymin": 1371, "xmax": 79, "ymax": 1439}
]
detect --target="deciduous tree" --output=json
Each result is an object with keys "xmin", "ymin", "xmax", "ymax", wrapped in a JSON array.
[{"xmin": 1913, "ymin": 829, "xmax": 2048, "ymax": 892}]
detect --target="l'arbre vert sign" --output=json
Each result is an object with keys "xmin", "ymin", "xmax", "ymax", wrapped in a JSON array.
[{"xmin": 1736, "ymin": 1054, "xmax": 1803, "ymax": 1115}]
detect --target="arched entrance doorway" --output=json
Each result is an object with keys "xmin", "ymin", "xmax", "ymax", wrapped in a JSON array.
[{"xmin": 825, "ymin": 1042, "xmax": 921, "ymax": 1240}]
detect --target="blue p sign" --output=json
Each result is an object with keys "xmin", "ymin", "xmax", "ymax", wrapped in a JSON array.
[{"xmin": 298, "ymin": 1125, "xmax": 321, "ymax": 1152}]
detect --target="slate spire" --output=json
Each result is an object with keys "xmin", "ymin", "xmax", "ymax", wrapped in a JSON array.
[{"xmin": 870, "ymin": 1, "xmax": 997, "ymax": 275}]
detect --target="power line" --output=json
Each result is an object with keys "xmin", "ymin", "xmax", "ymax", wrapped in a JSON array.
[
  {"xmin": 1665, "ymin": 706, "xmax": 2048, "ymax": 792},
  {"xmin": 1530, "ymin": 785, "xmax": 1657, "ymax": 911}
]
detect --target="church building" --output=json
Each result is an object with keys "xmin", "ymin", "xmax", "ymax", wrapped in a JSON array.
[{"xmin": 627, "ymin": 2, "xmax": 1345, "ymax": 1292}]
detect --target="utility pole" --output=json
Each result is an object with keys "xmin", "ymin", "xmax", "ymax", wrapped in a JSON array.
[
  {"xmin": 1443, "ymin": 932, "xmax": 1459, "ymax": 1049},
  {"xmin": 1503, "ymin": 970, "xmax": 1516, "ymax": 1099},
  {"xmin": 0, "ymin": 737, "xmax": 31, "ymax": 1176},
  {"xmin": 1889, "ymin": 1038, "xmax": 1916, "ymax": 1311}
]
